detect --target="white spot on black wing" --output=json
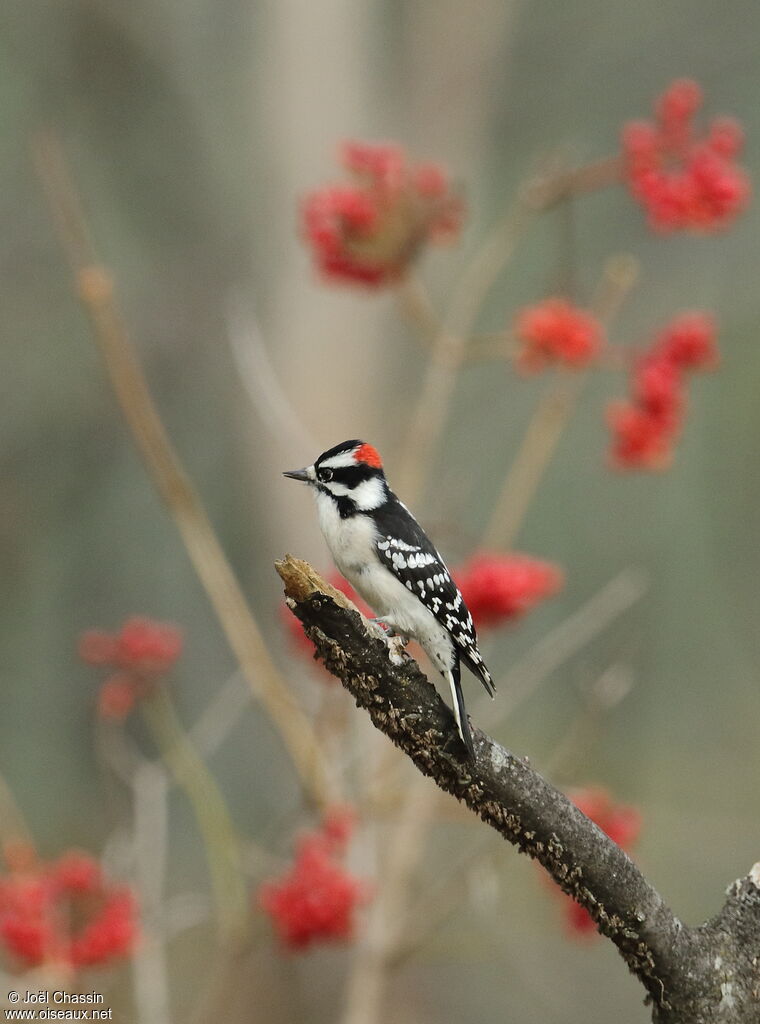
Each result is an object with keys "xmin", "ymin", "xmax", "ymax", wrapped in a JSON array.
[{"xmin": 372, "ymin": 494, "xmax": 494, "ymax": 695}]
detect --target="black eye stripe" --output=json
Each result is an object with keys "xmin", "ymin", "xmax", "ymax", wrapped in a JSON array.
[{"xmin": 316, "ymin": 463, "xmax": 377, "ymax": 488}]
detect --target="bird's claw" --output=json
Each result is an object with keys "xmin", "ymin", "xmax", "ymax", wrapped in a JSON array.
[
  {"xmin": 368, "ymin": 618, "xmax": 408, "ymax": 665},
  {"xmin": 369, "ymin": 617, "xmax": 398, "ymax": 638}
]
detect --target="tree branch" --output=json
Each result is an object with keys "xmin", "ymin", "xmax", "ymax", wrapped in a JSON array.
[
  {"xmin": 33, "ymin": 130, "xmax": 333, "ymax": 811},
  {"xmin": 276, "ymin": 556, "xmax": 760, "ymax": 1023}
]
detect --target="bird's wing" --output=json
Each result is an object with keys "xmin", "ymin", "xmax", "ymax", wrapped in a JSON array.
[{"xmin": 372, "ymin": 499, "xmax": 494, "ymax": 696}]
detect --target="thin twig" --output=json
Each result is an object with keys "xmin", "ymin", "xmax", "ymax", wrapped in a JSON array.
[
  {"xmin": 481, "ymin": 369, "xmax": 586, "ymax": 551},
  {"xmin": 477, "ymin": 566, "xmax": 648, "ymax": 730},
  {"xmin": 0, "ymin": 772, "xmax": 34, "ymax": 854},
  {"xmin": 556, "ymin": 192, "xmax": 578, "ymax": 299},
  {"xmin": 32, "ymin": 129, "xmax": 332, "ymax": 810},
  {"xmin": 142, "ymin": 688, "xmax": 248, "ymax": 941},
  {"xmin": 481, "ymin": 253, "xmax": 639, "ymax": 551},
  {"xmin": 389, "ymin": 841, "xmax": 497, "ymax": 968},
  {"xmin": 96, "ymin": 721, "xmax": 146, "ymax": 788},
  {"xmin": 224, "ymin": 290, "xmax": 317, "ymax": 451},
  {"xmin": 542, "ymin": 662, "xmax": 635, "ymax": 781},
  {"xmin": 525, "ymin": 154, "xmax": 624, "ymax": 209},
  {"xmin": 131, "ymin": 761, "xmax": 173, "ymax": 1024},
  {"xmin": 395, "ymin": 274, "xmax": 440, "ymax": 345},
  {"xmin": 341, "ymin": 777, "xmax": 437, "ymax": 1024},
  {"xmin": 395, "ymin": 154, "xmax": 623, "ymax": 508},
  {"xmin": 188, "ymin": 671, "xmax": 251, "ymax": 759},
  {"xmin": 590, "ymin": 252, "xmax": 640, "ymax": 323},
  {"xmin": 395, "ymin": 190, "xmax": 538, "ymax": 506},
  {"xmin": 462, "ymin": 329, "xmax": 519, "ymax": 363}
]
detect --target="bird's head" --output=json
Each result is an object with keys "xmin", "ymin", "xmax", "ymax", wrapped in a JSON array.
[{"xmin": 283, "ymin": 440, "xmax": 388, "ymax": 513}]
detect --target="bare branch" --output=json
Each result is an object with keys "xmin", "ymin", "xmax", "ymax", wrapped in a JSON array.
[
  {"xmin": 276, "ymin": 556, "xmax": 679, "ymax": 1002},
  {"xmin": 276, "ymin": 556, "xmax": 760, "ymax": 1023}
]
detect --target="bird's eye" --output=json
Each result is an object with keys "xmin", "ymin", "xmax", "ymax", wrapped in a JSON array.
[{"xmin": 321, "ymin": 468, "xmax": 333, "ymax": 482}]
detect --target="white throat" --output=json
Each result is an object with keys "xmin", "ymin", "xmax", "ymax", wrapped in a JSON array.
[{"xmin": 314, "ymin": 487, "xmax": 379, "ymax": 576}]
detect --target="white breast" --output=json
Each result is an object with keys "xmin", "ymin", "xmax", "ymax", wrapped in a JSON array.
[
  {"xmin": 315, "ymin": 489, "xmax": 379, "ymax": 575},
  {"xmin": 313, "ymin": 490, "xmax": 454, "ymax": 672}
]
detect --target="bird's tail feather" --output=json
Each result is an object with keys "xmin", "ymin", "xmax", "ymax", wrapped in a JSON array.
[
  {"xmin": 447, "ymin": 663, "xmax": 476, "ymax": 761},
  {"xmin": 461, "ymin": 650, "xmax": 495, "ymax": 698}
]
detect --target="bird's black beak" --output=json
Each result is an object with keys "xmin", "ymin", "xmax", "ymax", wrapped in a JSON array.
[{"xmin": 283, "ymin": 467, "xmax": 311, "ymax": 483}]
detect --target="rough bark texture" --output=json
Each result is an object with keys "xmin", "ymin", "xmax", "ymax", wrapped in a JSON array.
[{"xmin": 276, "ymin": 556, "xmax": 760, "ymax": 1023}]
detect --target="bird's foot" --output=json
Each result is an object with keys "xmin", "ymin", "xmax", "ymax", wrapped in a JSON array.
[
  {"xmin": 368, "ymin": 618, "xmax": 408, "ymax": 666},
  {"xmin": 369, "ymin": 617, "xmax": 399, "ymax": 638}
]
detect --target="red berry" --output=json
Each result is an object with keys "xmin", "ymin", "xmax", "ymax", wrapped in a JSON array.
[
  {"xmin": 621, "ymin": 79, "xmax": 749, "ymax": 233},
  {"xmin": 259, "ymin": 813, "xmax": 368, "ymax": 950},
  {"xmin": 655, "ymin": 312, "xmax": 718, "ymax": 371},
  {"xmin": 302, "ymin": 141, "xmax": 463, "ymax": 287},
  {"xmin": 0, "ymin": 852, "xmax": 137, "ymax": 971},
  {"xmin": 514, "ymin": 298, "xmax": 603, "ymax": 372},
  {"xmin": 455, "ymin": 552, "xmax": 563, "ymax": 629}
]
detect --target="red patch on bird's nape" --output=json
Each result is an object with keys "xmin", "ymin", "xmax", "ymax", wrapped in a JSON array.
[{"xmin": 354, "ymin": 443, "xmax": 383, "ymax": 469}]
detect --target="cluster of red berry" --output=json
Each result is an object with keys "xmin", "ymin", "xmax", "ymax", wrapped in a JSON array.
[
  {"xmin": 301, "ymin": 81, "xmax": 745, "ymax": 477},
  {"xmin": 515, "ymin": 298, "xmax": 603, "ymax": 372},
  {"xmin": 0, "ymin": 848, "xmax": 136, "ymax": 970},
  {"xmin": 622, "ymin": 78, "xmax": 749, "ymax": 232},
  {"xmin": 79, "ymin": 616, "xmax": 183, "ymax": 720},
  {"xmin": 258, "ymin": 808, "xmax": 369, "ymax": 950},
  {"xmin": 303, "ymin": 81, "xmax": 748, "ymax": 283},
  {"xmin": 457, "ymin": 552, "xmax": 564, "ymax": 628},
  {"xmin": 608, "ymin": 313, "xmax": 717, "ymax": 469},
  {"xmin": 302, "ymin": 141, "xmax": 462, "ymax": 286}
]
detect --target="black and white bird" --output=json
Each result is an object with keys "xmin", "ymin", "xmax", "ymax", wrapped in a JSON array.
[{"xmin": 284, "ymin": 439, "xmax": 494, "ymax": 759}]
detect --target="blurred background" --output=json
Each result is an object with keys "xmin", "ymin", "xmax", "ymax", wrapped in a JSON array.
[{"xmin": 2, "ymin": 1, "xmax": 760, "ymax": 1021}]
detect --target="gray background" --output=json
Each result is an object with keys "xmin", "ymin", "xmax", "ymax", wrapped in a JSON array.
[{"xmin": 2, "ymin": 1, "xmax": 759, "ymax": 1021}]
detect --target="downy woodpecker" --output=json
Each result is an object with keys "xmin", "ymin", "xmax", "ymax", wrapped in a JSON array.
[{"xmin": 284, "ymin": 439, "xmax": 494, "ymax": 759}]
